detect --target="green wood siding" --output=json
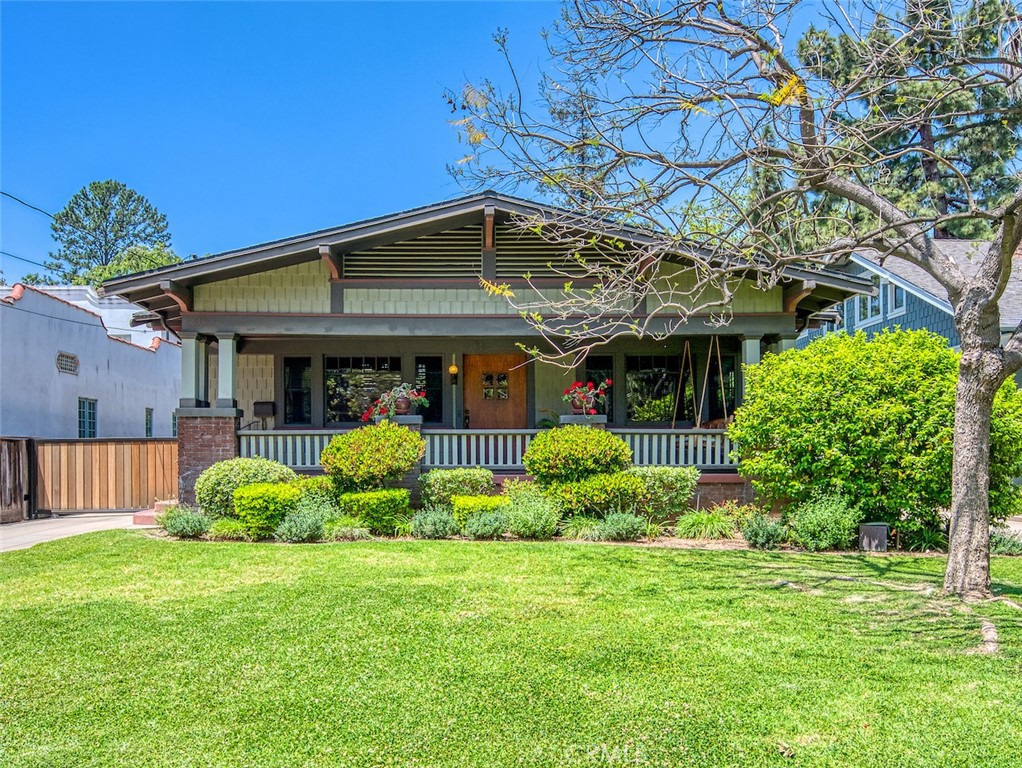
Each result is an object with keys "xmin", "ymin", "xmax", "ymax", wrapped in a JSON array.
[{"xmin": 194, "ymin": 261, "xmax": 331, "ymax": 313}]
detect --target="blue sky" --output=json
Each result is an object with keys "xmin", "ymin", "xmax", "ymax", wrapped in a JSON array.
[{"xmin": 1, "ymin": 1, "xmax": 556, "ymax": 280}]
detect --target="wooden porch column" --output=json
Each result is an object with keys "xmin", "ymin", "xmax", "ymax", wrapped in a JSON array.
[
  {"xmin": 179, "ymin": 333, "xmax": 209, "ymax": 407},
  {"xmin": 216, "ymin": 334, "xmax": 238, "ymax": 409}
]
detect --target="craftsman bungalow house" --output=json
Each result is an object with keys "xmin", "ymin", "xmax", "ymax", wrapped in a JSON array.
[{"xmin": 104, "ymin": 193, "xmax": 870, "ymax": 502}]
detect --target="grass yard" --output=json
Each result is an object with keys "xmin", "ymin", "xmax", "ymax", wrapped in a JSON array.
[{"xmin": 3, "ymin": 532, "xmax": 1022, "ymax": 767}]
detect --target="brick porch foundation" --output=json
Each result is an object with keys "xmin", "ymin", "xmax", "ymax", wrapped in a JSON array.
[
  {"xmin": 177, "ymin": 415, "xmax": 239, "ymax": 505},
  {"xmin": 696, "ymin": 474, "xmax": 754, "ymax": 508}
]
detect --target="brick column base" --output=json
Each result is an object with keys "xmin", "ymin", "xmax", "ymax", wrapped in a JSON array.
[
  {"xmin": 696, "ymin": 474, "xmax": 754, "ymax": 509},
  {"xmin": 178, "ymin": 415, "xmax": 240, "ymax": 505}
]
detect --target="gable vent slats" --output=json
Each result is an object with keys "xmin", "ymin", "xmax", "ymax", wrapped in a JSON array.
[
  {"xmin": 344, "ymin": 225, "xmax": 482, "ymax": 278},
  {"xmin": 494, "ymin": 225, "xmax": 607, "ymax": 278}
]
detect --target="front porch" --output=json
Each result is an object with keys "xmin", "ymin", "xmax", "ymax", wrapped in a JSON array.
[{"xmin": 237, "ymin": 426, "xmax": 736, "ymax": 473}]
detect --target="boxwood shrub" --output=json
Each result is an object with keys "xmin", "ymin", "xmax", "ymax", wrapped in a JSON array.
[
  {"xmin": 450, "ymin": 494, "xmax": 508, "ymax": 529},
  {"xmin": 337, "ymin": 488, "xmax": 412, "ymax": 535},
  {"xmin": 233, "ymin": 482, "xmax": 301, "ymax": 539},
  {"xmin": 320, "ymin": 422, "xmax": 425, "ymax": 493},
  {"xmin": 419, "ymin": 468, "xmax": 494, "ymax": 510},
  {"xmin": 548, "ymin": 472, "xmax": 648, "ymax": 518},
  {"xmin": 522, "ymin": 425, "xmax": 631, "ymax": 485},
  {"xmin": 194, "ymin": 457, "xmax": 297, "ymax": 519},
  {"xmin": 741, "ymin": 513, "xmax": 786, "ymax": 550}
]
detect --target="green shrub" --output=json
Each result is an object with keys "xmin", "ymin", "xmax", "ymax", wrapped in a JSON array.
[
  {"xmin": 207, "ymin": 518, "xmax": 250, "ymax": 542},
  {"xmin": 644, "ymin": 518, "xmax": 667, "ymax": 540},
  {"xmin": 711, "ymin": 500, "xmax": 762, "ymax": 529},
  {"xmin": 194, "ymin": 457, "xmax": 297, "ymax": 519},
  {"xmin": 626, "ymin": 466, "xmax": 700, "ymax": 520},
  {"xmin": 450, "ymin": 494, "xmax": 508, "ymax": 528},
  {"xmin": 990, "ymin": 527, "xmax": 1022, "ymax": 556},
  {"xmin": 522, "ymin": 425, "xmax": 632, "ymax": 485},
  {"xmin": 392, "ymin": 511, "xmax": 414, "ymax": 538},
  {"xmin": 903, "ymin": 525, "xmax": 947, "ymax": 553},
  {"xmin": 559, "ymin": 514, "xmax": 603, "ymax": 540},
  {"xmin": 788, "ymin": 495, "xmax": 861, "ymax": 552},
  {"xmin": 506, "ymin": 495, "xmax": 560, "ymax": 539},
  {"xmin": 233, "ymin": 482, "xmax": 301, "ymax": 539},
  {"xmin": 728, "ymin": 329, "xmax": 1022, "ymax": 527},
  {"xmin": 324, "ymin": 520, "xmax": 373, "ymax": 541},
  {"xmin": 320, "ymin": 422, "xmax": 425, "ymax": 493},
  {"xmin": 410, "ymin": 508, "xmax": 460, "ymax": 539},
  {"xmin": 294, "ymin": 475, "xmax": 337, "ymax": 505},
  {"xmin": 502, "ymin": 477, "xmax": 544, "ymax": 500},
  {"xmin": 337, "ymin": 488, "xmax": 412, "ymax": 535},
  {"xmin": 597, "ymin": 513, "xmax": 646, "ymax": 542},
  {"xmin": 157, "ymin": 505, "xmax": 210, "ymax": 538},
  {"xmin": 419, "ymin": 468, "xmax": 494, "ymax": 510},
  {"xmin": 741, "ymin": 514, "xmax": 786, "ymax": 550},
  {"xmin": 274, "ymin": 506, "xmax": 326, "ymax": 543},
  {"xmin": 548, "ymin": 472, "xmax": 648, "ymax": 518},
  {"xmin": 464, "ymin": 511, "xmax": 509, "ymax": 540},
  {"xmin": 674, "ymin": 511, "xmax": 735, "ymax": 540}
]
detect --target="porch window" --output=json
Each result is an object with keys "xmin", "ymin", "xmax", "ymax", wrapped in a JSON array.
[
  {"xmin": 889, "ymin": 283, "xmax": 906, "ymax": 314},
  {"xmin": 283, "ymin": 357, "xmax": 312, "ymax": 425},
  {"xmin": 625, "ymin": 356, "xmax": 695, "ymax": 424},
  {"xmin": 324, "ymin": 356, "xmax": 402, "ymax": 423},
  {"xmin": 414, "ymin": 356, "xmax": 444, "ymax": 424},
  {"xmin": 584, "ymin": 355, "xmax": 614, "ymax": 420}
]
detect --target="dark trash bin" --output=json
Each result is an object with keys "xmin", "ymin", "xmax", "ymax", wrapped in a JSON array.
[{"xmin": 859, "ymin": 522, "xmax": 889, "ymax": 552}]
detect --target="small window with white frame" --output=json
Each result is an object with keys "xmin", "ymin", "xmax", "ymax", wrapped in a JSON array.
[
  {"xmin": 56, "ymin": 352, "xmax": 79, "ymax": 375},
  {"xmin": 858, "ymin": 275, "xmax": 882, "ymax": 324},
  {"xmin": 889, "ymin": 283, "xmax": 906, "ymax": 315}
]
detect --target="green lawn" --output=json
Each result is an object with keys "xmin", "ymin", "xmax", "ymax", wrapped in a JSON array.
[{"xmin": 3, "ymin": 533, "xmax": 1022, "ymax": 767}]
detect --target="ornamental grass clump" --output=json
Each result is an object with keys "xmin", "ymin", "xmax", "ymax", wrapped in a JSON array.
[
  {"xmin": 320, "ymin": 421, "xmax": 425, "ymax": 493},
  {"xmin": 674, "ymin": 511, "xmax": 735, "ymax": 540},
  {"xmin": 410, "ymin": 507, "xmax": 461, "ymax": 540},
  {"xmin": 522, "ymin": 425, "xmax": 632, "ymax": 486}
]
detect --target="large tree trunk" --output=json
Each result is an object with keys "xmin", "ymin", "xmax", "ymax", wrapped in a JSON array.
[{"xmin": 944, "ymin": 349, "xmax": 1000, "ymax": 600}]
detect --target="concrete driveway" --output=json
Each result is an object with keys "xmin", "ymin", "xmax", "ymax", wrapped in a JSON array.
[{"xmin": 0, "ymin": 513, "xmax": 149, "ymax": 553}]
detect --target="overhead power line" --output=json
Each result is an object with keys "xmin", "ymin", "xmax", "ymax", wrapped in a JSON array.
[{"xmin": 0, "ymin": 249, "xmax": 51, "ymax": 270}]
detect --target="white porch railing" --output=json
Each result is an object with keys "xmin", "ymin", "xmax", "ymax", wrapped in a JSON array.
[
  {"xmin": 238, "ymin": 427, "xmax": 735, "ymax": 472},
  {"xmin": 238, "ymin": 430, "xmax": 336, "ymax": 470},
  {"xmin": 423, "ymin": 429, "xmax": 536, "ymax": 470},
  {"xmin": 608, "ymin": 429, "xmax": 735, "ymax": 470}
]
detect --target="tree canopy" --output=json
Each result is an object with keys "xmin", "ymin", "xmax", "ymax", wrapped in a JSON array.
[{"xmin": 29, "ymin": 180, "xmax": 175, "ymax": 286}]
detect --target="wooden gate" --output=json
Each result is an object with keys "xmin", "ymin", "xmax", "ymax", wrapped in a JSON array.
[
  {"xmin": 0, "ymin": 439, "xmax": 29, "ymax": 523},
  {"xmin": 34, "ymin": 439, "xmax": 178, "ymax": 514}
]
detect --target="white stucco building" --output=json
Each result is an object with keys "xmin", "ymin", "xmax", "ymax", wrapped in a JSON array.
[{"xmin": 0, "ymin": 284, "xmax": 180, "ymax": 438}]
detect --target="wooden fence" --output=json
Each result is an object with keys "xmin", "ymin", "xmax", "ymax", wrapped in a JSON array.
[{"xmin": 33, "ymin": 439, "xmax": 178, "ymax": 514}]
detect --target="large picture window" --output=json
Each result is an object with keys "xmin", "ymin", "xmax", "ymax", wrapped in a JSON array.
[
  {"xmin": 414, "ymin": 356, "xmax": 444, "ymax": 424},
  {"xmin": 324, "ymin": 356, "xmax": 402, "ymax": 423},
  {"xmin": 625, "ymin": 356, "xmax": 695, "ymax": 424},
  {"xmin": 283, "ymin": 357, "xmax": 312, "ymax": 425}
]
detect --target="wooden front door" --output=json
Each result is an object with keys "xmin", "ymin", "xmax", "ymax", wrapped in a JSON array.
[{"xmin": 463, "ymin": 354, "xmax": 528, "ymax": 429}]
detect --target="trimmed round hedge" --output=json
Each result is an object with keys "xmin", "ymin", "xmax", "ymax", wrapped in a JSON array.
[
  {"xmin": 522, "ymin": 425, "xmax": 632, "ymax": 486},
  {"xmin": 320, "ymin": 421, "xmax": 425, "ymax": 492},
  {"xmin": 194, "ymin": 457, "xmax": 297, "ymax": 519}
]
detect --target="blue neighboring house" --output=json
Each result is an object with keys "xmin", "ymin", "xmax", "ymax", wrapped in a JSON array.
[{"xmin": 798, "ymin": 241, "xmax": 1022, "ymax": 384}]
